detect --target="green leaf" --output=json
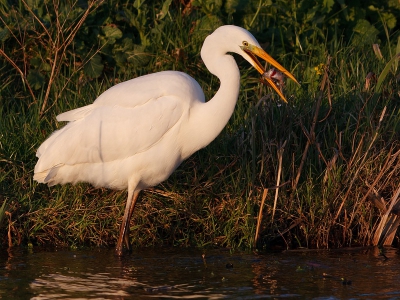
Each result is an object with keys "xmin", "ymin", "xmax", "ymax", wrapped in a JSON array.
[
  {"xmin": 0, "ymin": 199, "xmax": 7, "ymax": 228},
  {"xmin": 30, "ymin": 57, "xmax": 42, "ymax": 68},
  {"xmin": 224, "ymin": 0, "xmax": 240, "ymax": 14},
  {"xmin": 375, "ymin": 53, "xmax": 400, "ymax": 93},
  {"xmin": 25, "ymin": 0, "xmax": 41, "ymax": 10},
  {"xmin": 191, "ymin": 15, "xmax": 223, "ymax": 46},
  {"xmin": 388, "ymin": 0, "xmax": 400, "ymax": 9},
  {"xmin": 126, "ymin": 44, "xmax": 150, "ymax": 67},
  {"xmin": 27, "ymin": 69, "xmax": 45, "ymax": 90},
  {"xmin": 352, "ymin": 19, "xmax": 379, "ymax": 46},
  {"xmin": 381, "ymin": 12, "xmax": 397, "ymax": 30},
  {"xmin": 41, "ymin": 62, "xmax": 52, "ymax": 72},
  {"xmin": 0, "ymin": 27, "xmax": 10, "ymax": 42},
  {"xmin": 395, "ymin": 36, "xmax": 400, "ymax": 71},
  {"xmin": 30, "ymin": 57, "xmax": 52, "ymax": 73},
  {"xmin": 157, "ymin": 0, "xmax": 172, "ymax": 20},
  {"xmin": 114, "ymin": 52, "xmax": 128, "ymax": 66},
  {"xmin": 133, "ymin": 0, "xmax": 145, "ymax": 9},
  {"xmin": 193, "ymin": 0, "xmax": 222, "ymax": 14},
  {"xmin": 102, "ymin": 25, "xmax": 123, "ymax": 45},
  {"xmin": 84, "ymin": 54, "xmax": 104, "ymax": 78},
  {"xmin": 323, "ymin": 0, "xmax": 335, "ymax": 13}
]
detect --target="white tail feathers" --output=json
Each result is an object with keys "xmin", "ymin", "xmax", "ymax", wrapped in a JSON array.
[
  {"xmin": 57, "ymin": 105, "xmax": 93, "ymax": 122},
  {"xmin": 33, "ymin": 165, "xmax": 61, "ymax": 186}
]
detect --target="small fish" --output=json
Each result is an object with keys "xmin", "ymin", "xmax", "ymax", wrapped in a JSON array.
[{"xmin": 262, "ymin": 68, "xmax": 285, "ymax": 87}]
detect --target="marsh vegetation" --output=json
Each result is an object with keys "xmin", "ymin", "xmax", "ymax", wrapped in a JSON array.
[{"xmin": 0, "ymin": 0, "xmax": 399, "ymax": 250}]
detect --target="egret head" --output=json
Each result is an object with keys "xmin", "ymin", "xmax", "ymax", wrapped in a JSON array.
[
  {"xmin": 239, "ymin": 40, "xmax": 298, "ymax": 102},
  {"xmin": 204, "ymin": 25, "xmax": 298, "ymax": 103}
]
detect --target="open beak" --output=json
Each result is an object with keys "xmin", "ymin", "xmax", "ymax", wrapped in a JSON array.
[{"xmin": 241, "ymin": 44, "xmax": 298, "ymax": 103}]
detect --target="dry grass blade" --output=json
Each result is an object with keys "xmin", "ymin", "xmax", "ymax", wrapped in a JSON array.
[
  {"xmin": 361, "ymin": 148, "xmax": 400, "ymax": 206},
  {"xmin": 323, "ymin": 148, "xmax": 338, "ymax": 184},
  {"xmin": 372, "ymin": 183, "xmax": 400, "ymax": 246},
  {"xmin": 0, "ymin": 48, "xmax": 36, "ymax": 101},
  {"xmin": 332, "ymin": 106, "xmax": 387, "ymax": 226},
  {"xmin": 30, "ymin": 0, "xmax": 105, "ymax": 117},
  {"xmin": 372, "ymin": 44, "xmax": 383, "ymax": 60},
  {"xmin": 272, "ymin": 140, "xmax": 286, "ymax": 222},
  {"xmin": 254, "ymin": 188, "xmax": 268, "ymax": 248},
  {"xmin": 364, "ymin": 72, "xmax": 376, "ymax": 91}
]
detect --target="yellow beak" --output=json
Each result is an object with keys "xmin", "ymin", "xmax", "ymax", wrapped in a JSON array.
[{"xmin": 241, "ymin": 44, "xmax": 298, "ymax": 103}]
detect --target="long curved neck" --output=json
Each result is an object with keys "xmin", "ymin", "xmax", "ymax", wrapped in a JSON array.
[
  {"xmin": 201, "ymin": 54, "xmax": 240, "ymax": 142},
  {"xmin": 182, "ymin": 52, "xmax": 240, "ymax": 157}
]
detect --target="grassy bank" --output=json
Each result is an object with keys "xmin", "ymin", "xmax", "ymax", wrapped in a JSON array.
[{"xmin": 0, "ymin": 0, "xmax": 399, "ymax": 250}]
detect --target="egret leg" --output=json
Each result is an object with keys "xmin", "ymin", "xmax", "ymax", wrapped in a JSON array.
[
  {"xmin": 115, "ymin": 190, "xmax": 140, "ymax": 256},
  {"xmin": 124, "ymin": 192, "xmax": 139, "ymax": 249}
]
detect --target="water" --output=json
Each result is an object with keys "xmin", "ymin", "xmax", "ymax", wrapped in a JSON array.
[{"xmin": 0, "ymin": 246, "xmax": 399, "ymax": 299}]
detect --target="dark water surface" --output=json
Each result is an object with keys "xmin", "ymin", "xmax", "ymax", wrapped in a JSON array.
[{"xmin": 0, "ymin": 246, "xmax": 399, "ymax": 299}]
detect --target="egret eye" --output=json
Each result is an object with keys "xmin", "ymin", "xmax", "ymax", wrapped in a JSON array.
[{"xmin": 242, "ymin": 41, "xmax": 249, "ymax": 46}]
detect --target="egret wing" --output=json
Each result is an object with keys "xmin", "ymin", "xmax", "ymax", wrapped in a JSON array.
[
  {"xmin": 35, "ymin": 95, "xmax": 185, "ymax": 173},
  {"xmin": 55, "ymin": 71, "xmax": 203, "ymax": 123}
]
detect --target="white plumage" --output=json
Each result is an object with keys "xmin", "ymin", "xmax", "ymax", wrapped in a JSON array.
[
  {"xmin": 35, "ymin": 72, "xmax": 201, "ymax": 189},
  {"xmin": 34, "ymin": 25, "xmax": 297, "ymax": 255}
]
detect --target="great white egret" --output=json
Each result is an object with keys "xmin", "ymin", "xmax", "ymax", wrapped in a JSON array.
[{"xmin": 34, "ymin": 25, "xmax": 298, "ymax": 255}]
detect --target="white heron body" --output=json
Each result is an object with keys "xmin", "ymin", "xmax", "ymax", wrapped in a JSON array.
[
  {"xmin": 34, "ymin": 25, "xmax": 297, "ymax": 255},
  {"xmin": 35, "ymin": 71, "xmax": 209, "ymax": 190}
]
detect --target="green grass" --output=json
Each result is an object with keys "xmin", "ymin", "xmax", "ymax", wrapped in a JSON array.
[{"xmin": 0, "ymin": 0, "xmax": 399, "ymax": 250}]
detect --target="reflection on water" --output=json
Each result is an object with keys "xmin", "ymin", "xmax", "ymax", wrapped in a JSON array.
[
  {"xmin": 0, "ymin": 246, "xmax": 399, "ymax": 299},
  {"xmin": 31, "ymin": 273, "xmax": 138, "ymax": 298}
]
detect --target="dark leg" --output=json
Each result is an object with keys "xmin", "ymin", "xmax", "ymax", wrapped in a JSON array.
[{"xmin": 115, "ymin": 190, "xmax": 140, "ymax": 256}]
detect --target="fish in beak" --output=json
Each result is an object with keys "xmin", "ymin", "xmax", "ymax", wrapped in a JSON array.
[{"xmin": 241, "ymin": 44, "xmax": 298, "ymax": 102}]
